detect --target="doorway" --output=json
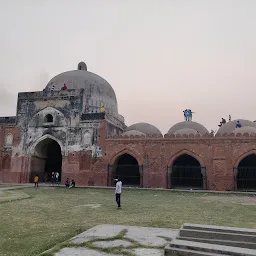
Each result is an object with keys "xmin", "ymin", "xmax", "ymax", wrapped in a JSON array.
[
  {"xmin": 112, "ymin": 153, "xmax": 140, "ymax": 186},
  {"xmin": 237, "ymin": 154, "xmax": 256, "ymax": 191},
  {"xmin": 171, "ymin": 154, "xmax": 203, "ymax": 189},
  {"xmin": 30, "ymin": 138, "xmax": 62, "ymax": 183}
]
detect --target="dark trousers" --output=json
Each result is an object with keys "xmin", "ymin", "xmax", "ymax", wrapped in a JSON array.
[
  {"xmin": 115, "ymin": 193, "xmax": 121, "ymax": 207},
  {"xmin": 34, "ymin": 182, "xmax": 38, "ymax": 188}
]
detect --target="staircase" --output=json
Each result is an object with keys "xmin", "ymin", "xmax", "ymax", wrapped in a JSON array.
[{"xmin": 164, "ymin": 223, "xmax": 256, "ymax": 256}]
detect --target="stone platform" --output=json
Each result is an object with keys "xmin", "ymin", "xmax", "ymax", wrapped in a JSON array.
[
  {"xmin": 42, "ymin": 224, "xmax": 178, "ymax": 256},
  {"xmin": 165, "ymin": 223, "xmax": 256, "ymax": 255}
]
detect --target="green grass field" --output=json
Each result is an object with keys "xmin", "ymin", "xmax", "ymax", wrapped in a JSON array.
[{"xmin": 0, "ymin": 187, "xmax": 255, "ymax": 256}]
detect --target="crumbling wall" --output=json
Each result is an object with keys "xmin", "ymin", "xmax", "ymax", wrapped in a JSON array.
[{"xmin": 15, "ymin": 89, "xmax": 84, "ymax": 157}]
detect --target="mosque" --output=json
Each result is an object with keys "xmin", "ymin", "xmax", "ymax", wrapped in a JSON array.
[{"xmin": 0, "ymin": 62, "xmax": 256, "ymax": 191}]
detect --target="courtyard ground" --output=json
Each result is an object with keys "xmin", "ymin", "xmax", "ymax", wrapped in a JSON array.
[{"xmin": 0, "ymin": 186, "xmax": 255, "ymax": 256}]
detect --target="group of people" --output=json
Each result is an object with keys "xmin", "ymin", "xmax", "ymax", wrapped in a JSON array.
[
  {"xmin": 183, "ymin": 109, "xmax": 194, "ymax": 121},
  {"xmin": 33, "ymin": 172, "xmax": 122, "ymax": 209},
  {"xmin": 65, "ymin": 178, "xmax": 76, "ymax": 188},
  {"xmin": 34, "ymin": 174, "xmax": 76, "ymax": 189},
  {"xmin": 51, "ymin": 171, "xmax": 60, "ymax": 185},
  {"xmin": 42, "ymin": 83, "xmax": 68, "ymax": 93},
  {"xmin": 217, "ymin": 115, "xmax": 242, "ymax": 129}
]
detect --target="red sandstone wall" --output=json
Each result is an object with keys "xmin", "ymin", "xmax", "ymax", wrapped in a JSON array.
[
  {"xmin": 95, "ymin": 137, "xmax": 256, "ymax": 191},
  {"xmin": 49, "ymin": 137, "xmax": 256, "ymax": 191},
  {"xmin": 0, "ymin": 126, "xmax": 22, "ymax": 183}
]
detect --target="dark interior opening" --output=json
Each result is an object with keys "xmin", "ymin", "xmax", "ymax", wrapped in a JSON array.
[
  {"xmin": 45, "ymin": 114, "xmax": 53, "ymax": 123},
  {"xmin": 237, "ymin": 154, "xmax": 256, "ymax": 191},
  {"xmin": 113, "ymin": 154, "xmax": 140, "ymax": 186},
  {"xmin": 44, "ymin": 140, "xmax": 62, "ymax": 180},
  {"xmin": 30, "ymin": 138, "xmax": 62, "ymax": 183},
  {"xmin": 171, "ymin": 154, "xmax": 203, "ymax": 189}
]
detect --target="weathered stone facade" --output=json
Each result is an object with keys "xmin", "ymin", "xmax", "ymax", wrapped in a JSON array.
[{"xmin": 0, "ymin": 62, "xmax": 256, "ymax": 191}]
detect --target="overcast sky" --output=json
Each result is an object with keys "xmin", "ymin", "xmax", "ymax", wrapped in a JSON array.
[{"xmin": 1, "ymin": 0, "xmax": 256, "ymax": 133}]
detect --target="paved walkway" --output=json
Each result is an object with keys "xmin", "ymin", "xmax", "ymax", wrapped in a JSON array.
[
  {"xmin": 42, "ymin": 224, "xmax": 178, "ymax": 256},
  {"xmin": 1, "ymin": 183, "xmax": 255, "ymax": 195}
]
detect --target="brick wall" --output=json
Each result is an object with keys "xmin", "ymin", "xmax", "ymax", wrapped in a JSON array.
[{"xmin": 2, "ymin": 131, "xmax": 256, "ymax": 191}]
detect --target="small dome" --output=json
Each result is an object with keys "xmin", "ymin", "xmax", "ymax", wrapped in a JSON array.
[
  {"xmin": 174, "ymin": 128, "xmax": 198, "ymax": 135},
  {"xmin": 121, "ymin": 130, "xmax": 146, "ymax": 137},
  {"xmin": 233, "ymin": 126, "xmax": 256, "ymax": 134},
  {"xmin": 77, "ymin": 61, "xmax": 87, "ymax": 71},
  {"xmin": 125, "ymin": 122, "xmax": 162, "ymax": 136},
  {"xmin": 168, "ymin": 121, "xmax": 209, "ymax": 135},
  {"xmin": 217, "ymin": 119, "xmax": 256, "ymax": 134}
]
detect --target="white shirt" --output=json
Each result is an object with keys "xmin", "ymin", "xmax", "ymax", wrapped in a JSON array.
[{"xmin": 115, "ymin": 181, "xmax": 122, "ymax": 194}]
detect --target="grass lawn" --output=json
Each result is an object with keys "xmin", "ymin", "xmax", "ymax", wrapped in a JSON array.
[{"xmin": 0, "ymin": 187, "xmax": 255, "ymax": 256}]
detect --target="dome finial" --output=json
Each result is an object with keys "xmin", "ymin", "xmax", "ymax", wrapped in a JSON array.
[{"xmin": 78, "ymin": 61, "xmax": 87, "ymax": 71}]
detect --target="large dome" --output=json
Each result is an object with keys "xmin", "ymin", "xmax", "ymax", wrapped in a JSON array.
[
  {"xmin": 45, "ymin": 62, "xmax": 118, "ymax": 113},
  {"xmin": 125, "ymin": 123, "xmax": 162, "ymax": 136},
  {"xmin": 217, "ymin": 119, "xmax": 256, "ymax": 134},
  {"xmin": 167, "ymin": 121, "xmax": 209, "ymax": 135}
]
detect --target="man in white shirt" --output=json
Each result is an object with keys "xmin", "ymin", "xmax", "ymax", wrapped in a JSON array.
[
  {"xmin": 55, "ymin": 172, "xmax": 59, "ymax": 184},
  {"xmin": 115, "ymin": 178, "xmax": 122, "ymax": 209}
]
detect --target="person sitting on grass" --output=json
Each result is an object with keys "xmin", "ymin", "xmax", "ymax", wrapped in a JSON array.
[
  {"xmin": 65, "ymin": 178, "xmax": 70, "ymax": 188},
  {"xmin": 69, "ymin": 179, "xmax": 76, "ymax": 188}
]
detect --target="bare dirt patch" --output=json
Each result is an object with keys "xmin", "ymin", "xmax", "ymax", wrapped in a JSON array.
[{"xmin": 202, "ymin": 195, "xmax": 256, "ymax": 205}]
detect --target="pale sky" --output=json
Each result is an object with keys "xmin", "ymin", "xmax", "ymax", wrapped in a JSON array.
[{"xmin": 1, "ymin": 0, "xmax": 256, "ymax": 134}]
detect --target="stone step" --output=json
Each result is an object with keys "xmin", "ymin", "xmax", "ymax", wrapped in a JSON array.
[
  {"xmin": 168, "ymin": 239, "xmax": 256, "ymax": 256},
  {"xmin": 179, "ymin": 229, "xmax": 256, "ymax": 243},
  {"xmin": 183, "ymin": 223, "xmax": 256, "ymax": 236},
  {"xmin": 164, "ymin": 245, "xmax": 230, "ymax": 256},
  {"xmin": 177, "ymin": 236, "xmax": 256, "ymax": 250}
]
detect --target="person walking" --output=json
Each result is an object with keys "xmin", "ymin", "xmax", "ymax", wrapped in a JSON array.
[
  {"xmin": 34, "ymin": 174, "xmax": 39, "ymax": 188},
  {"xmin": 115, "ymin": 178, "xmax": 122, "ymax": 209}
]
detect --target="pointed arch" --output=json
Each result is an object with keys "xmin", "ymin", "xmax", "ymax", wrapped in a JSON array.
[
  {"xmin": 28, "ymin": 106, "xmax": 68, "ymax": 127},
  {"xmin": 29, "ymin": 134, "xmax": 64, "ymax": 156},
  {"xmin": 2, "ymin": 155, "xmax": 11, "ymax": 170},
  {"xmin": 108, "ymin": 148, "xmax": 142, "ymax": 187},
  {"xmin": 234, "ymin": 150, "xmax": 256, "ymax": 191},
  {"xmin": 167, "ymin": 149, "xmax": 206, "ymax": 189},
  {"xmin": 168, "ymin": 149, "xmax": 205, "ymax": 167},
  {"xmin": 29, "ymin": 134, "xmax": 63, "ymax": 183},
  {"xmin": 234, "ymin": 149, "xmax": 256, "ymax": 168},
  {"xmin": 109, "ymin": 148, "xmax": 142, "ymax": 166}
]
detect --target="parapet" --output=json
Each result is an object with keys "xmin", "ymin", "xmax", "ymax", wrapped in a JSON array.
[{"xmin": 0, "ymin": 116, "xmax": 16, "ymax": 126}]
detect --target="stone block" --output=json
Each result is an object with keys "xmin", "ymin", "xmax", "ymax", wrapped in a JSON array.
[
  {"xmin": 179, "ymin": 229, "xmax": 256, "ymax": 243},
  {"xmin": 182, "ymin": 223, "xmax": 256, "ymax": 236},
  {"xmin": 166, "ymin": 239, "xmax": 256, "ymax": 256}
]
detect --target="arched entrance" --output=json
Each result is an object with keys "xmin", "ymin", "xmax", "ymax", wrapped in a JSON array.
[
  {"xmin": 110, "ymin": 153, "xmax": 141, "ymax": 187},
  {"xmin": 30, "ymin": 137, "xmax": 62, "ymax": 183},
  {"xmin": 236, "ymin": 154, "xmax": 256, "ymax": 191},
  {"xmin": 170, "ymin": 154, "xmax": 203, "ymax": 189}
]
